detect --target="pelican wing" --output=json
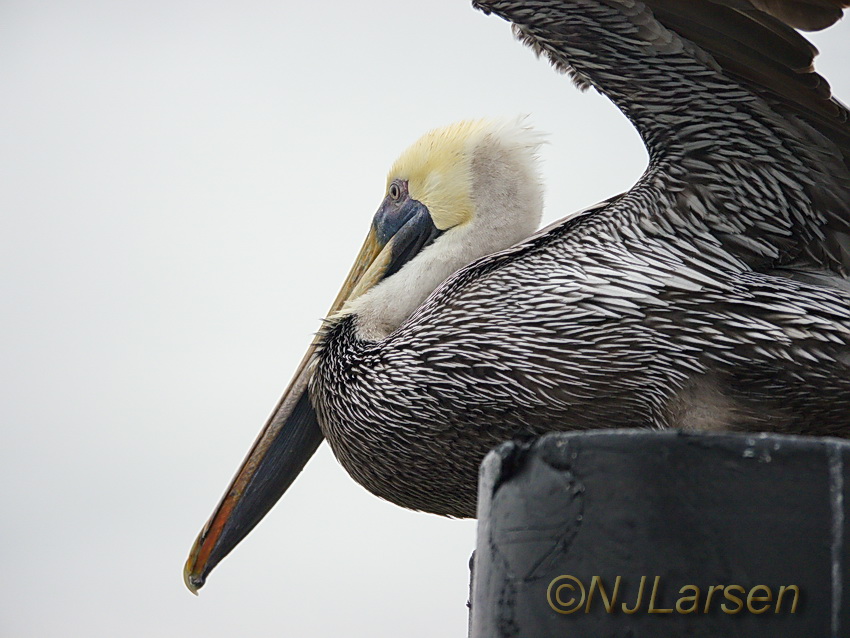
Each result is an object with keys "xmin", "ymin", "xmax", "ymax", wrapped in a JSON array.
[{"xmin": 475, "ymin": 0, "xmax": 850, "ymax": 280}]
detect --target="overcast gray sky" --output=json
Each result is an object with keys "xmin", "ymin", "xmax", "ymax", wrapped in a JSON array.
[{"xmin": 2, "ymin": 2, "xmax": 849, "ymax": 636}]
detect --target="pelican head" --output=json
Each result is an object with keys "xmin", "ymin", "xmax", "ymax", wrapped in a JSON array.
[
  {"xmin": 341, "ymin": 118, "xmax": 544, "ymax": 339},
  {"xmin": 184, "ymin": 118, "xmax": 543, "ymax": 592}
]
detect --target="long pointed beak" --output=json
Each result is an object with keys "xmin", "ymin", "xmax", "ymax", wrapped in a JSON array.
[{"xmin": 184, "ymin": 228, "xmax": 384, "ymax": 593}]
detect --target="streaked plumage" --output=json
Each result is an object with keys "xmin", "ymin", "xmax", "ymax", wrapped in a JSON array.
[
  {"xmin": 185, "ymin": 0, "xmax": 850, "ymax": 590},
  {"xmin": 317, "ymin": 0, "xmax": 850, "ymax": 517}
]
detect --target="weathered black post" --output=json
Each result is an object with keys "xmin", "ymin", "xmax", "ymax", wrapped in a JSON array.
[{"xmin": 469, "ymin": 430, "xmax": 850, "ymax": 637}]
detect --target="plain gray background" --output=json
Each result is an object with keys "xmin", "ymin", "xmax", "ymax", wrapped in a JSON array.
[{"xmin": 2, "ymin": 2, "xmax": 849, "ymax": 636}]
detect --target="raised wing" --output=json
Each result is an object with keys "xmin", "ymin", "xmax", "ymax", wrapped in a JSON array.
[{"xmin": 474, "ymin": 0, "xmax": 850, "ymax": 280}]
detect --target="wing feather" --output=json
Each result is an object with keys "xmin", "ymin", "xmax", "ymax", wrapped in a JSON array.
[{"xmin": 748, "ymin": 0, "xmax": 850, "ymax": 30}]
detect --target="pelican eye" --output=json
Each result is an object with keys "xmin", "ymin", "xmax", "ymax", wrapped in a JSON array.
[{"xmin": 388, "ymin": 182, "xmax": 402, "ymax": 201}]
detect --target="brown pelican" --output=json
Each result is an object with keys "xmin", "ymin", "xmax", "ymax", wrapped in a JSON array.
[{"xmin": 185, "ymin": 0, "xmax": 850, "ymax": 592}]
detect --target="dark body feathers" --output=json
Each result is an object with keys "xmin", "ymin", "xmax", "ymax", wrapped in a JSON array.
[{"xmin": 312, "ymin": 1, "xmax": 850, "ymax": 517}]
